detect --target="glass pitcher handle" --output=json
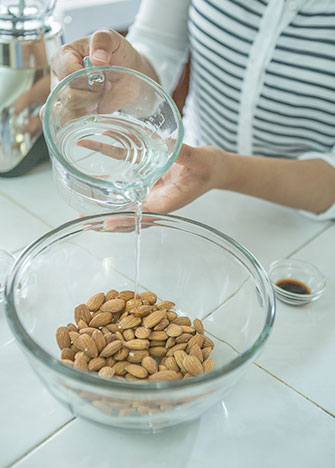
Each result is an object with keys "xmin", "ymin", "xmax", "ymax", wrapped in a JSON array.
[{"xmin": 83, "ymin": 56, "xmax": 105, "ymax": 86}]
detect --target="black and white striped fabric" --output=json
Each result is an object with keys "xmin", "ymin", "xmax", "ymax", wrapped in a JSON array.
[
  {"xmin": 127, "ymin": 0, "xmax": 335, "ymax": 218},
  {"xmin": 187, "ymin": 0, "xmax": 335, "ymax": 158}
]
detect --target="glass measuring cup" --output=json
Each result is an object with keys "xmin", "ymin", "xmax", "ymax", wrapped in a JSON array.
[{"xmin": 42, "ymin": 59, "xmax": 183, "ymax": 213}]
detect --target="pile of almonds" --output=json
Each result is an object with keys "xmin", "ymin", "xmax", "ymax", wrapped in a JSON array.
[{"xmin": 56, "ymin": 289, "xmax": 214, "ymax": 382}]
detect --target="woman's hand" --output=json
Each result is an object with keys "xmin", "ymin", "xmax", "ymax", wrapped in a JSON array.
[
  {"xmin": 143, "ymin": 144, "xmax": 221, "ymax": 213},
  {"xmin": 50, "ymin": 28, "xmax": 159, "ymax": 90}
]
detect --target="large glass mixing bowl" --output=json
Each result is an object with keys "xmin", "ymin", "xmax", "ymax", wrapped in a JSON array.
[
  {"xmin": 5, "ymin": 212, "xmax": 275, "ymax": 430},
  {"xmin": 42, "ymin": 64, "xmax": 183, "ymax": 214}
]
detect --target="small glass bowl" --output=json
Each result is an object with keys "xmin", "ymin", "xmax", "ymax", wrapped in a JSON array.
[{"xmin": 268, "ymin": 259, "xmax": 326, "ymax": 306}]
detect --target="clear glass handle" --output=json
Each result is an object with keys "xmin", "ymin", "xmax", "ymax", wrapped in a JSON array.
[{"xmin": 83, "ymin": 56, "xmax": 105, "ymax": 86}]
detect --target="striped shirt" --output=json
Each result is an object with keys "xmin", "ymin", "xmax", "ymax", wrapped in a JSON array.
[{"xmin": 128, "ymin": 0, "xmax": 335, "ymax": 219}]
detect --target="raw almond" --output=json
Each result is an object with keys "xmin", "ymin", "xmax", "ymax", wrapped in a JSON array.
[
  {"xmin": 86, "ymin": 293, "xmax": 105, "ymax": 311},
  {"xmin": 99, "ymin": 340, "xmax": 123, "ymax": 357},
  {"xmin": 138, "ymin": 291, "xmax": 157, "ymax": 304},
  {"xmin": 166, "ymin": 343, "xmax": 188, "ymax": 356},
  {"xmin": 202, "ymin": 347, "xmax": 212, "ymax": 360},
  {"xmin": 123, "ymin": 328, "xmax": 135, "ymax": 341},
  {"xmin": 148, "ymin": 331, "xmax": 168, "ymax": 341},
  {"xmin": 141, "ymin": 356, "xmax": 158, "ymax": 375},
  {"xmin": 105, "ymin": 289, "xmax": 118, "ymax": 301},
  {"xmin": 193, "ymin": 318, "xmax": 204, "ymax": 335},
  {"xmin": 142, "ymin": 310, "xmax": 167, "ymax": 328},
  {"xmin": 56, "ymin": 326, "xmax": 71, "ymax": 350},
  {"xmin": 67, "ymin": 323, "xmax": 78, "ymax": 333},
  {"xmin": 91, "ymin": 330, "xmax": 106, "ymax": 353},
  {"xmin": 74, "ymin": 304, "xmax": 91, "ymax": 325},
  {"xmin": 174, "ymin": 350, "xmax": 188, "ymax": 373},
  {"xmin": 124, "ymin": 339, "xmax": 149, "ymax": 350},
  {"xmin": 127, "ymin": 350, "xmax": 149, "ymax": 363},
  {"xmin": 181, "ymin": 325, "xmax": 196, "ymax": 334},
  {"xmin": 106, "ymin": 323, "xmax": 119, "ymax": 333},
  {"xmin": 125, "ymin": 298, "xmax": 142, "ymax": 312},
  {"xmin": 175, "ymin": 333, "xmax": 192, "ymax": 343},
  {"xmin": 166, "ymin": 323, "xmax": 183, "ymax": 337},
  {"xmin": 164, "ymin": 356, "xmax": 179, "ymax": 373},
  {"xmin": 182, "ymin": 355, "xmax": 204, "ymax": 376},
  {"xmin": 112, "ymin": 361, "xmax": 128, "ymax": 376},
  {"xmin": 118, "ymin": 290, "xmax": 135, "ymax": 301},
  {"xmin": 79, "ymin": 327, "xmax": 96, "ymax": 336},
  {"xmin": 78, "ymin": 334, "xmax": 98, "ymax": 358},
  {"xmin": 149, "ymin": 340, "xmax": 166, "ymax": 347},
  {"xmin": 156, "ymin": 301, "xmax": 175, "ymax": 310},
  {"xmin": 148, "ymin": 370, "xmax": 179, "ymax": 381},
  {"xmin": 60, "ymin": 347, "xmax": 75, "ymax": 361},
  {"xmin": 98, "ymin": 366, "xmax": 115, "ymax": 378},
  {"xmin": 100, "ymin": 298, "xmax": 125, "ymax": 314},
  {"xmin": 119, "ymin": 315, "xmax": 141, "ymax": 330},
  {"xmin": 77, "ymin": 319, "xmax": 88, "ymax": 330},
  {"xmin": 166, "ymin": 311, "xmax": 178, "ymax": 322},
  {"xmin": 89, "ymin": 312, "xmax": 112, "ymax": 328},
  {"xmin": 74, "ymin": 351, "xmax": 90, "ymax": 362},
  {"xmin": 104, "ymin": 332, "xmax": 114, "ymax": 344},
  {"xmin": 166, "ymin": 337, "xmax": 176, "ymax": 348},
  {"xmin": 186, "ymin": 334, "xmax": 204, "ymax": 353},
  {"xmin": 132, "ymin": 305, "xmax": 153, "ymax": 317},
  {"xmin": 189, "ymin": 344, "xmax": 204, "ymax": 363},
  {"xmin": 74, "ymin": 357, "xmax": 88, "ymax": 371},
  {"xmin": 149, "ymin": 346, "xmax": 167, "ymax": 357},
  {"xmin": 172, "ymin": 316, "xmax": 191, "ymax": 326},
  {"xmin": 114, "ymin": 347, "xmax": 129, "ymax": 361},
  {"xmin": 203, "ymin": 358, "xmax": 214, "ymax": 373},
  {"xmin": 88, "ymin": 357, "xmax": 106, "ymax": 371},
  {"xmin": 125, "ymin": 364, "xmax": 148, "ymax": 379},
  {"xmin": 153, "ymin": 318, "xmax": 170, "ymax": 331},
  {"xmin": 135, "ymin": 327, "xmax": 151, "ymax": 339},
  {"xmin": 202, "ymin": 335, "xmax": 215, "ymax": 348}
]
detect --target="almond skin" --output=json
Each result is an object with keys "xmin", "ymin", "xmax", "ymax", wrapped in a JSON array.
[
  {"xmin": 100, "ymin": 298, "xmax": 126, "ymax": 314},
  {"xmin": 142, "ymin": 310, "xmax": 167, "ymax": 328},
  {"xmin": 156, "ymin": 301, "xmax": 175, "ymax": 310},
  {"xmin": 189, "ymin": 344, "xmax": 204, "ymax": 362},
  {"xmin": 141, "ymin": 356, "xmax": 158, "ymax": 374},
  {"xmin": 182, "ymin": 355, "xmax": 204, "ymax": 376},
  {"xmin": 148, "ymin": 346, "xmax": 167, "ymax": 357},
  {"xmin": 91, "ymin": 330, "xmax": 106, "ymax": 353},
  {"xmin": 138, "ymin": 291, "xmax": 157, "ymax": 304},
  {"xmin": 125, "ymin": 364, "xmax": 148, "ymax": 379},
  {"xmin": 56, "ymin": 326, "xmax": 71, "ymax": 350},
  {"xmin": 89, "ymin": 312, "xmax": 112, "ymax": 328},
  {"xmin": 86, "ymin": 293, "xmax": 105, "ymax": 311},
  {"xmin": 119, "ymin": 315, "xmax": 141, "ymax": 330},
  {"xmin": 98, "ymin": 366, "xmax": 115, "ymax": 378},
  {"xmin": 127, "ymin": 350, "xmax": 149, "ymax": 363},
  {"xmin": 78, "ymin": 334, "xmax": 98, "ymax": 358},
  {"xmin": 203, "ymin": 358, "xmax": 215, "ymax": 373},
  {"xmin": 60, "ymin": 348, "xmax": 75, "ymax": 361},
  {"xmin": 99, "ymin": 340, "xmax": 123, "ymax": 357},
  {"xmin": 124, "ymin": 339, "xmax": 150, "ymax": 350},
  {"xmin": 117, "ymin": 290, "xmax": 135, "ymax": 301},
  {"xmin": 105, "ymin": 289, "xmax": 118, "ymax": 301},
  {"xmin": 135, "ymin": 327, "xmax": 151, "ymax": 339},
  {"xmin": 74, "ymin": 304, "xmax": 91, "ymax": 325},
  {"xmin": 193, "ymin": 318, "xmax": 204, "ymax": 335},
  {"xmin": 88, "ymin": 357, "xmax": 106, "ymax": 371}
]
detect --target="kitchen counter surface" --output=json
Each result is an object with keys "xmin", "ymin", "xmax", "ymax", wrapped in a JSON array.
[{"xmin": 1, "ymin": 161, "xmax": 334, "ymax": 468}]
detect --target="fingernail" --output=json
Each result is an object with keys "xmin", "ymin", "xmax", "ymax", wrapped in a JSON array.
[{"xmin": 91, "ymin": 49, "xmax": 108, "ymax": 63}]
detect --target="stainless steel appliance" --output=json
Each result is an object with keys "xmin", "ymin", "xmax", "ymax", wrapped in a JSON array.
[{"xmin": 0, "ymin": 0, "xmax": 62, "ymax": 176}]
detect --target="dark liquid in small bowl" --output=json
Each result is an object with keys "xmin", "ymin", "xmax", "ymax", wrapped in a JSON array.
[{"xmin": 276, "ymin": 278, "xmax": 311, "ymax": 295}]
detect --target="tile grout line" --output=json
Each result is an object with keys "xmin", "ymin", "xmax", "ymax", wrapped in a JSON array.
[
  {"xmin": 0, "ymin": 191, "xmax": 54, "ymax": 229},
  {"xmin": 7, "ymin": 417, "xmax": 76, "ymax": 468},
  {"xmin": 205, "ymin": 330, "xmax": 335, "ymax": 420},
  {"xmin": 285, "ymin": 221, "xmax": 334, "ymax": 259},
  {"xmin": 253, "ymin": 362, "xmax": 335, "ymax": 419}
]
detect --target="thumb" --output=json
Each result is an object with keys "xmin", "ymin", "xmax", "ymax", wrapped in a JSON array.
[
  {"xmin": 90, "ymin": 29, "xmax": 120, "ymax": 66},
  {"xmin": 175, "ymin": 143, "xmax": 205, "ymax": 172}
]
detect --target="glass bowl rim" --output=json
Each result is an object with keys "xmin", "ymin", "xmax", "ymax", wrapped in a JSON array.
[
  {"xmin": 5, "ymin": 212, "xmax": 275, "ymax": 393},
  {"xmin": 268, "ymin": 258, "xmax": 326, "ymax": 299},
  {"xmin": 42, "ymin": 65, "xmax": 184, "ymax": 193}
]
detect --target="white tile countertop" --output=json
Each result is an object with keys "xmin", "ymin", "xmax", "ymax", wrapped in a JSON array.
[{"xmin": 0, "ymin": 161, "xmax": 334, "ymax": 468}]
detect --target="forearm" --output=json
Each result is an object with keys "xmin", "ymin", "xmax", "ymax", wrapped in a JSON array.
[{"xmin": 215, "ymin": 151, "xmax": 335, "ymax": 214}]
